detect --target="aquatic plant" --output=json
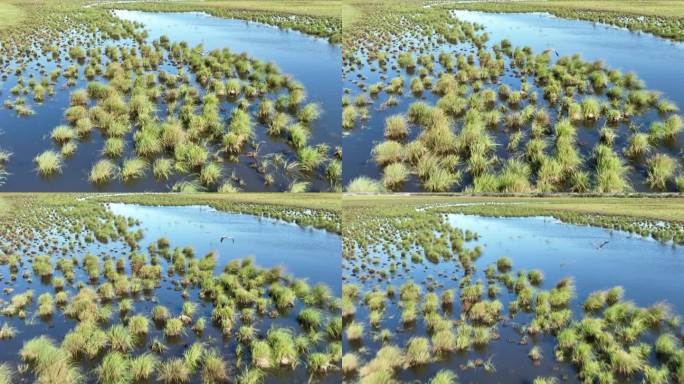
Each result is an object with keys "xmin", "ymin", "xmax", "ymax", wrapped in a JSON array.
[
  {"xmin": 429, "ymin": 369, "xmax": 458, "ymax": 384},
  {"xmin": 90, "ymin": 159, "xmax": 117, "ymax": 184},
  {"xmin": 346, "ymin": 321, "xmax": 364, "ymax": 341},
  {"xmin": 96, "ymin": 352, "xmax": 131, "ymax": 384},
  {"xmin": 346, "ymin": 177, "xmax": 386, "ymax": 192},
  {"xmin": 647, "ymin": 154, "xmax": 676, "ymax": 190},
  {"xmin": 404, "ymin": 337, "xmax": 431, "ymax": 366},
  {"xmin": 165, "ymin": 318, "xmax": 184, "ymax": 337},
  {"xmin": 120, "ymin": 157, "xmax": 148, "ymax": 182},
  {"xmin": 157, "ymin": 358, "xmax": 190, "ymax": 384},
  {"xmin": 34, "ymin": 150, "xmax": 62, "ymax": 177}
]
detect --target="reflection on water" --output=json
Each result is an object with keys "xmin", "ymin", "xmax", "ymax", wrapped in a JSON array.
[
  {"xmin": 343, "ymin": 213, "xmax": 683, "ymax": 383},
  {"xmin": 0, "ymin": 11, "xmax": 340, "ymax": 192},
  {"xmin": 108, "ymin": 203, "xmax": 342, "ymax": 293},
  {"xmin": 447, "ymin": 213, "xmax": 684, "ymax": 311},
  {"xmin": 452, "ymin": 11, "xmax": 684, "ymax": 117}
]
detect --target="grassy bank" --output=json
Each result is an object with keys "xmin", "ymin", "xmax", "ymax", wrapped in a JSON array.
[
  {"xmin": 345, "ymin": 194, "xmax": 684, "ymax": 222},
  {"xmin": 441, "ymin": 0, "xmax": 684, "ymax": 41},
  {"xmin": 0, "ymin": 2, "xmax": 25, "ymax": 30},
  {"xmin": 0, "ymin": 193, "xmax": 341, "ymax": 232},
  {"xmin": 344, "ymin": 194, "xmax": 684, "ymax": 244},
  {"xmin": 102, "ymin": 0, "xmax": 342, "ymax": 42}
]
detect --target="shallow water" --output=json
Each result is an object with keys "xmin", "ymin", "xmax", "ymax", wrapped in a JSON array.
[
  {"xmin": 0, "ymin": 204, "xmax": 341, "ymax": 383},
  {"xmin": 342, "ymin": 10, "xmax": 684, "ymax": 191},
  {"xmin": 446, "ymin": 213, "xmax": 684, "ymax": 312},
  {"xmin": 0, "ymin": 11, "xmax": 340, "ymax": 192},
  {"xmin": 113, "ymin": 10, "xmax": 342, "ymax": 151},
  {"xmin": 107, "ymin": 203, "xmax": 342, "ymax": 293},
  {"xmin": 343, "ymin": 214, "xmax": 684, "ymax": 383},
  {"xmin": 452, "ymin": 10, "xmax": 684, "ymax": 110}
]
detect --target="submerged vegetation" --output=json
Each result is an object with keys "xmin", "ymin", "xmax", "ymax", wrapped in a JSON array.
[
  {"xmin": 342, "ymin": 1, "xmax": 684, "ymax": 192},
  {"xmin": 0, "ymin": 193, "xmax": 341, "ymax": 383},
  {"xmin": 342, "ymin": 195, "xmax": 684, "ymax": 383},
  {"xmin": 0, "ymin": 0, "xmax": 340, "ymax": 192}
]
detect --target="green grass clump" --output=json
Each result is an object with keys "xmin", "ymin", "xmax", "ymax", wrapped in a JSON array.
[
  {"xmin": 0, "ymin": 363, "xmax": 11, "ymax": 384},
  {"xmin": 430, "ymin": 369, "xmax": 458, "ymax": 384},
  {"xmin": 382, "ymin": 162, "xmax": 409, "ymax": 190},
  {"xmin": 298, "ymin": 146, "xmax": 325, "ymax": 172},
  {"xmin": 164, "ymin": 318, "xmax": 184, "ymax": 337},
  {"xmin": 372, "ymin": 141, "xmax": 404, "ymax": 165},
  {"xmin": 299, "ymin": 103, "xmax": 321, "ymax": 123},
  {"xmin": 130, "ymin": 353, "xmax": 159, "ymax": 381},
  {"xmin": 61, "ymin": 141, "xmax": 78, "ymax": 158},
  {"xmin": 96, "ymin": 352, "xmax": 131, "ymax": 384},
  {"xmin": 251, "ymin": 340, "xmax": 273, "ymax": 368},
  {"xmin": 298, "ymin": 308, "xmax": 323, "ymax": 330},
  {"xmin": 20, "ymin": 336, "xmax": 82, "ymax": 384},
  {"xmin": 51, "ymin": 125, "xmax": 76, "ymax": 144},
  {"xmin": 647, "ymin": 154, "xmax": 676, "ymax": 190},
  {"xmin": 287, "ymin": 123, "xmax": 310, "ymax": 149},
  {"xmin": 404, "ymin": 337, "xmax": 431, "ymax": 366},
  {"xmin": 200, "ymin": 162, "xmax": 222, "ymax": 186},
  {"xmin": 120, "ymin": 158, "xmax": 148, "ymax": 182},
  {"xmin": 0, "ymin": 323, "xmax": 17, "ymax": 339},
  {"xmin": 384, "ymin": 115, "xmax": 409, "ymax": 140},
  {"xmin": 346, "ymin": 176, "xmax": 385, "ymax": 192},
  {"xmin": 342, "ymin": 106, "xmax": 358, "ymax": 130},
  {"xmin": 202, "ymin": 349, "xmax": 228, "ymax": 383},
  {"xmin": 102, "ymin": 138, "xmax": 125, "ymax": 158},
  {"xmin": 153, "ymin": 158, "xmax": 173, "ymax": 180},
  {"xmin": 624, "ymin": 133, "xmax": 651, "ymax": 158},
  {"xmin": 594, "ymin": 144, "xmax": 629, "ymax": 193},
  {"xmin": 346, "ymin": 321, "xmax": 364, "ymax": 341},
  {"xmin": 157, "ymin": 358, "xmax": 190, "ymax": 384},
  {"xmin": 89, "ymin": 159, "xmax": 117, "ymax": 184},
  {"xmin": 128, "ymin": 315, "xmax": 149, "ymax": 335},
  {"xmin": 107, "ymin": 324, "xmax": 135, "ymax": 353},
  {"xmin": 34, "ymin": 150, "xmax": 62, "ymax": 177}
]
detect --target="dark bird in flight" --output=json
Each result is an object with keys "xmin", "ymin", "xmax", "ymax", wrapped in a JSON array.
[
  {"xmin": 220, "ymin": 236, "xmax": 235, "ymax": 244},
  {"xmin": 594, "ymin": 240, "xmax": 610, "ymax": 249}
]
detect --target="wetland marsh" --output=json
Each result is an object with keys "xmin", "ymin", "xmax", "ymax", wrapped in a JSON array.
[
  {"xmin": 0, "ymin": 193, "xmax": 342, "ymax": 383},
  {"xmin": 0, "ymin": 4, "xmax": 341, "ymax": 192},
  {"xmin": 343, "ymin": 4, "xmax": 684, "ymax": 193},
  {"xmin": 342, "ymin": 195, "xmax": 684, "ymax": 383}
]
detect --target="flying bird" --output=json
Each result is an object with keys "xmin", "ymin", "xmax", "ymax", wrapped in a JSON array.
[
  {"xmin": 594, "ymin": 240, "xmax": 610, "ymax": 249},
  {"xmin": 220, "ymin": 235, "xmax": 235, "ymax": 244}
]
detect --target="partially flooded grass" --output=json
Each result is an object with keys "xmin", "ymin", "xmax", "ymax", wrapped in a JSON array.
[
  {"xmin": 342, "ymin": 195, "xmax": 684, "ymax": 383},
  {"xmin": 342, "ymin": 2, "xmax": 684, "ymax": 192},
  {"xmin": 0, "ymin": 1, "xmax": 339, "ymax": 192},
  {"xmin": 0, "ymin": 193, "xmax": 341, "ymax": 383}
]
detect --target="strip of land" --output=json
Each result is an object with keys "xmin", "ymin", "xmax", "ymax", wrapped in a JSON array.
[{"xmin": 344, "ymin": 194, "xmax": 684, "ymax": 222}]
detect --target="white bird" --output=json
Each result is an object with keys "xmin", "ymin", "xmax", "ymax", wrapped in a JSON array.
[{"xmin": 220, "ymin": 236, "xmax": 235, "ymax": 244}]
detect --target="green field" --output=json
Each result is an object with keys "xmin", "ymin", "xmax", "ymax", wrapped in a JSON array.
[
  {"xmin": 0, "ymin": 2, "xmax": 26, "ymax": 30},
  {"xmin": 344, "ymin": 194, "xmax": 684, "ymax": 222},
  {"xmin": 441, "ymin": 0, "xmax": 684, "ymax": 41},
  {"xmin": 149, "ymin": 0, "xmax": 342, "ymax": 18},
  {"xmin": 442, "ymin": 0, "xmax": 684, "ymax": 18}
]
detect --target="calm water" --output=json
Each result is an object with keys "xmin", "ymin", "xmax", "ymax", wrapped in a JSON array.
[
  {"xmin": 343, "ymin": 214, "xmax": 684, "ymax": 383},
  {"xmin": 0, "ymin": 11, "xmax": 340, "ymax": 192},
  {"xmin": 452, "ymin": 10, "xmax": 684, "ymax": 109},
  {"xmin": 343, "ymin": 10, "xmax": 684, "ymax": 191},
  {"xmin": 446, "ymin": 213, "xmax": 684, "ymax": 312},
  {"xmin": 108, "ymin": 203, "xmax": 342, "ymax": 293},
  {"xmin": 113, "ymin": 10, "xmax": 342, "ymax": 151},
  {"xmin": 0, "ymin": 204, "xmax": 341, "ymax": 383}
]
